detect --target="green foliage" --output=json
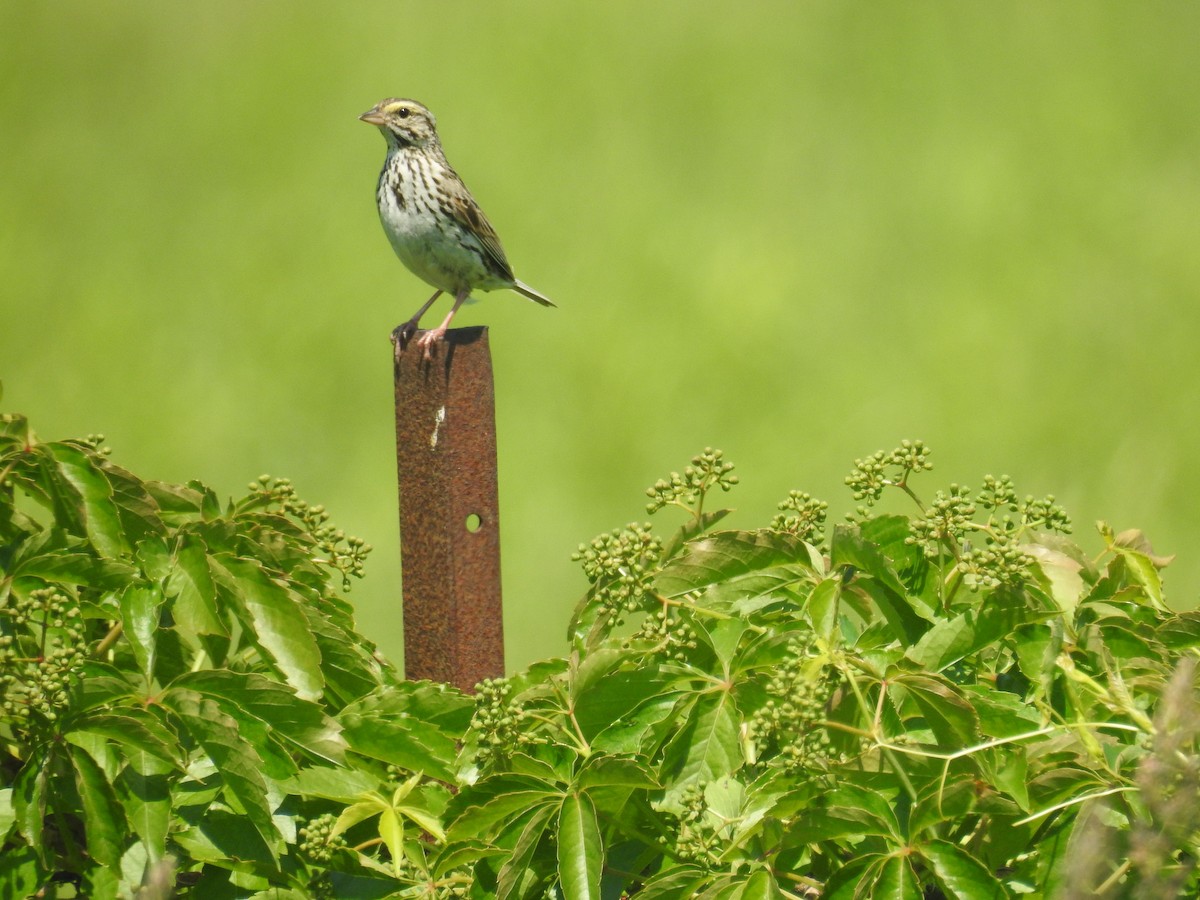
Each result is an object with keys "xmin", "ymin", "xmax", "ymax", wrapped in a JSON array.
[{"xmin": 3, "ymin": 411, "xmax": 1199, "ymax": 898}]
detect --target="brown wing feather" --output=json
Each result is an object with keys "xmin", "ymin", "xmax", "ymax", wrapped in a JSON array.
[{"xmin": 441, "ymin": 170, "xmax": 516, "ymax": 284}]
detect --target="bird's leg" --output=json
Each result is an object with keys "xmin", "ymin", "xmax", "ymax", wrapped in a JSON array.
[
  {"xmin": 392, "ymin": 289, "xmax": 443, "ymax": 350},
  {"xmin": 415, "ymin": 289, "xmax": 470, "ymax": 361}
]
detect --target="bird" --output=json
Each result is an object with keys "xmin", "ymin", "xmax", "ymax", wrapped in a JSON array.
[{"xmin": 359, "ymin": 98, "xmax": 555, "ymax": 360}]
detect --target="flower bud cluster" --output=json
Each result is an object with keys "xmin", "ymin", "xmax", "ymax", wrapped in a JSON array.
[
  {"xmin": 845, "ymin": 440, "xmax": 932, "ymax": 507},
  {"xmin": 771, "ymin": 490, "xmax": 829, "ymax": 544},
  {"xmin": 672, "ymin": 783, "xmax": 719, "ymax": 862},
  {"xmin": 959, "ymin": 532, "xmax": 1035, "ymax": 590},
  {"xmin": 469, "ymin": 677, "xmax": 533, "ymax": 768},
  {"xmin": 746, "ymin": 636, "xmax": 835, "ymax": 771},
  {"xmin": 629, "ymin": 606, "xmax": 698, "ymax": 662},
  {"xmin": 573, "ymin": 523, "xmax": 664, "ymax": 621},
  {"xmin": 248, "ymin": 475, "xmax": 372, "ymax": 587},
  {"xmin": 297, "ymin": 813, "xmax": 346, "ymax": 865},
  {"xmin": 1022, "ymin": 494, "xmax": 1072, "ymax": 534},
  {"xmin": 645, "ymin": 448, "xmax": 738, "ymax": 515},
  {"xmin": 0, "ymin": 588, "xmax": 87, "ymax": 737},
  {"xmin": 907, "ymin": 485, "xmax": 976, "ymax": 559}
]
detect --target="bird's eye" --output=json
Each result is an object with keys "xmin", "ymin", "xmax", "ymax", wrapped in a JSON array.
[{"xmin": 398, "ymin": 108, "xmax": 410, "ymax": 119}]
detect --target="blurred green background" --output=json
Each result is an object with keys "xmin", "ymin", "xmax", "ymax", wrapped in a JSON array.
[{"xmin": 4, "ymin": 3, "xmax": 1199, "ymax": 671}]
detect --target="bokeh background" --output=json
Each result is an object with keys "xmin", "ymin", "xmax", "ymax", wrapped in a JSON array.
[{"xmin": 4, "ymin": 3, "xmax": 1199, "ymax": 671}]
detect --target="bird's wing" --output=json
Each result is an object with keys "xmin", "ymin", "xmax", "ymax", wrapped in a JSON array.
[{"xmin": 441, "ymin": 172, "xmax": 516, "ymax": 283}]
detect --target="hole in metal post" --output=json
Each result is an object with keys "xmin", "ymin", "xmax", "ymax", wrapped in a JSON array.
[{"xmin": 465, "ymin": 513, "xmax": 482, "ymax": 533}]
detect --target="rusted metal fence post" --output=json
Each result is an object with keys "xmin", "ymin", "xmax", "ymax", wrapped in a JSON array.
[{"xmin": 393, "ymin": 326, "xmax": 504, "ymax": 691}]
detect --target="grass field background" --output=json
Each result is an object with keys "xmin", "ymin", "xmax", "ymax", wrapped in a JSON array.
[{"xmin": 4, "ymin": 2, "xmax": 1199, "ymax": 670}]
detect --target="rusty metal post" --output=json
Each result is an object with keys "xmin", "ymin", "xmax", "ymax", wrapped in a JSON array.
[{"xmin": 393, "ymin": 326, "xmax": 504, "ymax": 690}]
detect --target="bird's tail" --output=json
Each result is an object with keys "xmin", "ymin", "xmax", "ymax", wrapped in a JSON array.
[{"xmin": 513, "ymin": 280, "xmax": 556, "ymax": 308}]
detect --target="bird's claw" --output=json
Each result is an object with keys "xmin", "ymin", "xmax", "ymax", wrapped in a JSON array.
[
  {"xmin": 416, "ymin": 329, "xmax": 445, "ymax": 362},
  {"xmin": 391, "ymin": 320, "xmax": 419, "ymax": 348},
  {"xmin": 392, "ymin": 322, "xmax": 447, "ymax": 364}
]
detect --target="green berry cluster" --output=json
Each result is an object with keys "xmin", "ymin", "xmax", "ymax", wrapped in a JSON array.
[
  {"xmin": 297, "ymin": 813, "xmax": 347, "ymax": 865},
  {"xmin": 248, "ymin": 475, "xmax": 373, "ymax": 588},
  {"xmin": 959, "ymin": 532, "xmax": 1034, "ymax": 590},
  {"xmin": 907, "ymin": 485, "xmax": 976, "ymax": 559},
  {"xmin": 80, "ymin": 434, "xmax": 112, "ymax": 456},
  {"xmin": 0, "ymin": 588, "xmax": 87, "ymax": 735},
  {"xmin": 469, "ymin": 677, "xmax": 532, "ymax": 768},
  {"xmin": 845, "ymin": 440, "xmax": 932, "ymax": 507},
  {"xmin": 976, "ymin": 474, "xmax": 1018, "ymax": 512},
  {"xmin": 1022, "ymin": 494, "xmax": 1072, "ymax": 534},
  {"xmin": 573, "ymin": 523, "xmax": 664, "ymax": 621},
  {"xmin": 671, "ymin": 783, "xmax": 720, "ymax": 862},
  {"xmin": 629, "ymin": 606, "xmax": 699, "ymax": 661},
  {"xmin": 771, "ymin": 490, "xmax": 828, "ymax": 544},
  {"xmin": 645, "ymin": 448, "xmax": 738, "ymax": 516},
  {"xmin": 746, "ymin": 636, "xmax": 835, "ymax": 771},
  {"xmin": 976, "ymin": 475, "xmax": 1072, "ymax": 534}
]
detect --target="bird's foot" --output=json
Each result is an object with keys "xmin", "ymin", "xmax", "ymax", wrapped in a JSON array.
[
  {"xmin": 415, "ymin": 327, "xmax": 447, "ymax": 362},
  {"xmin": 391, "ymin": 319, "xmax": 420, "ymax": 348},
  {"xmin": 391, "ymin": 320, "xmax": 422, "ymax": 367}
]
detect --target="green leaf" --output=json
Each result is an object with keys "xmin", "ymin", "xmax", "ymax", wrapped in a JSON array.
[
  {"xmin": 66, "ymin": 710, "xmax": 182, "ymax": 767},
  {"xmin": 960, "ymin": 684, "xmax": 1044, "ymax": 739},
  {"xmin": 891, "ymin": 674, "xmax": 979, "ymax": 747},
  {"xmin": 907, "ymin": 587, "xmax": 1041, "ymax": 670},
  {"xmin": 790, "ymin": 783, "xmax": 905, "ymax": 844},
  {"xmin": 662, "ymin": 690, "xmax": 741, "ymax": 786},
  {"xmin": 573, "ymin": 755, "xmax": 659, "ymax": 792},
  {"xmin": 107, "ymin": 465, "xmax": 167, "ymax": 546},
  {"xmin": 170, "ymin": 669, "xmax": 345, "ymax": 764},
  {"xmin": 333, "ymin": 796, "xmax": 390, "ymax": 834},
  {"xmin": 655, "ymin": 530, "xmax": 818, "ymax": 599},
  {"xmin": 921, "ymin": 838, "xmax": 1011, "ymax": 898},
  {"xmin": 496, "ymin": 802, "xmax": 557, "ymax": 900},
  {"xmin": 0, "ymin": 787, "xmax": 14, "ymax": 842},
  {"xmin": 432, "ymin": 839, "xmax": 508, "ymax": 879},
  {"xmin": 115, "ymin": 752, "xmax": 173, "ymax": 863},
  {"xmin": 211, "ymin": 555, "xmax": 323, "ymax": 700},
  {"xmin": 871, "ymin": 854, "xmax": 924, "ymax": 900},
  {"xmin": 589, "ymin": 690, "xmax": 684, "ymax": 755},
  {"xmin": 806, "ymin": 576, "xmax": 841, "ymax": 642},
  {"xmin": 5, "ymin": 530, "xmax": 134, "ymax": 590},
  {"xmin": 0, "ymin": 844, "xmax": 43, "ymax": 900},
  {"xmin": 69, "ymin": 744, "xmax": 127, "ymax": 869},
  {"xmin": 1113, "ymin": 546, "xmax": 1166, "ymax": 609},
  {"xmin": 119, "ymin": 583, "xmax": 162, "ymax": 679},
  {"xmin": 173, "ymin": 807, "xmax": 277, "ymax": 870},
  {"xmin": 165, "ymin": 535, "xmax": 226, "ymax": 636},
  {"xmin": 45, "ymin": 442, "xmax": 127, "ymax": 557},
  {"xmin": 1010, "ymin": 622, "xmax": 1058, "ymax": 697},
  {"xmin": 734, "ymin": 869, "xmax": 785, "ymax": 900},
  {"xmin": 558, "ymin": 792, "xmax": 602, "ymax": 900},
  {"xmin": 1158, "ymin": 611, "xmax": 1200, "ymax": 650},
  {"xmin": 817, "ymin": 855, "xmax": 878, "ymax": 900},
  {"xmin": 1026, "ymin": 544, "xmax": 1085, "ymax": 616},
  {"xmin": 301, "ymin": 600, "xmax": 383, "ymax": 703},
  {"xmin": 570, "ymin": 646, "xmax": 639, "ymax": 702},
  {"xmin": 377, "ymin": 807, "xmax": 405, "ymax": 876},
  {"xmin": 990, "ymin": 747, "xmax": 1031, "ymax": 811},
  {"xmin": 830, "ymin": 523, "xmax": 912, "ymax": 602},
  {"xmin": 637, "ymin": 866, "xmax": 709, "ymax": 899},
  {"xmin": 339, "ymin": 687, "xmax": 466, "ymax": 783},
  {"xmin": 165, "ymin": 695, "xmax": 281, "ymax": 858},
  {"xmin": 13, "ymin": 750, "xmax": 49, "ymax": 850},
  {"xmin": 282, "ymin": 766, "xmax": 380, "ymax": 802},
  {"xmin": 446, "ymin": 776, "xmax": 561, "ymax": 838},
  {"xmin": 661, "ymin": 508, "xmax": 734, "ymax": 561}
]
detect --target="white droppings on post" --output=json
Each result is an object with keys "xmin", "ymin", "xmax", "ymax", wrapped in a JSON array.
[{"xmin": 430, "ymin": 405, "xmax": 446, "ymax": 449}]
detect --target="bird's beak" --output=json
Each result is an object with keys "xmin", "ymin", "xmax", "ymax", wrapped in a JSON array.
[{"xmin": 359, "ymin": 109, "xmax": 386, "ymax": 126}]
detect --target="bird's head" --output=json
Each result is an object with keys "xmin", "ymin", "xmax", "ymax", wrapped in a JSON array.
[{"xmin": 359, "ymin": 98, "xmax": 439, "ymax": 150}]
